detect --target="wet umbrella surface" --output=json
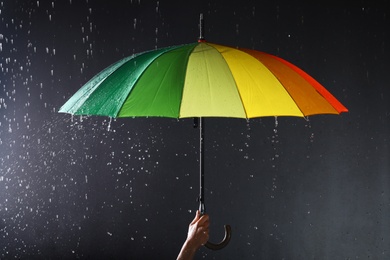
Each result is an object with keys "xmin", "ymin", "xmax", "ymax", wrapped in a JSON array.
[{"xmin": 0, "ymin": 1, "xmax": 389, "ymax": 259}]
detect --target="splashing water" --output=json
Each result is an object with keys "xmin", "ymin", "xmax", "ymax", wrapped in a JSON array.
[
  {"xmin": 107, "ymin": 117, "xmax": 112, "ymax": 132},
  {"xmin": 304, "ymin": 116, "xmax": 315, "ymax": 143},
  {"xmin": 243, "ymin": 120, "xmax": 251, "ymax": 160},
  {"xmin": 270, "ymin": 116, "xmax": 279, "ymax": 199}
]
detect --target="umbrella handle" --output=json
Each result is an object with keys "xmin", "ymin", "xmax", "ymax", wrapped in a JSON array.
[
  {"xmin": 204, "ymin": 224, "xmax": 232, "ymax": 250},
  {"xmin": 199, "ymin": 202, "xmax": 231, "ymax": 250},
  {"xmin": 197, "ymin": 117, "xmax": 231, "ymax": 250}
]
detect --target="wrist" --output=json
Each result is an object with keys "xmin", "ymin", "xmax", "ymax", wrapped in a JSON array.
[
  {"xmin": 184, "ymin": 239, "xmax": 199, "ymax": 252},
  {"xmin": 177, "ymin": 240, "xmax": 198, "ymax": 260}
]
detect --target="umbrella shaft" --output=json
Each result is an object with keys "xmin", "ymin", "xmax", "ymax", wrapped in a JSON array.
[
  {"xmin": 199, "ymin": 13, "xmax": 205, "ymax": 41},
  {"xmin": 199, "ymin": 117, "xmax": 205, "ymax": 215}
]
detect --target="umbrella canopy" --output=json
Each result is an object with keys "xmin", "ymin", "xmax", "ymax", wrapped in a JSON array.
[
  {"xmin": 59, "ymin": 42, "xmax": 348, "ymax": 118},
  {"xmin": 59, "ymin": 18, "xmax": 348, "ymax": 250}
]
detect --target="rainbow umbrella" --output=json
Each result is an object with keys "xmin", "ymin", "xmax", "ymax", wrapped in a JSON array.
[
  {"xmin": 59, "ymin": 42, "xmax": 347, "ymax": 119},
  {"xmin": 59, "ymin": 15, "xmax": 348, "ymax": 250}
]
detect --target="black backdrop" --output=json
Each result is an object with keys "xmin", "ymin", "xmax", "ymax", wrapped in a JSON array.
[{"xmin": 1, "ymin": 1, "xmax": 389, "ymax": 259}]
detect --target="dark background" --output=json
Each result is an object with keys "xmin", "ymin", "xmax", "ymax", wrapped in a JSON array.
[{"xmin": 1, "ymin": 1, "xmax": 389, "ymax": 259}]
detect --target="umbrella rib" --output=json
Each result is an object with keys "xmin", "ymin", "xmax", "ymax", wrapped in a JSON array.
[
  {"xmin": 176, "ymin": 43, "xmax": 198, "ymax": 118},
  {"xmin": 236, "ymin": 47, "xmax": 306, "ymax": 118},
  {"xmin": 244, "ymin": 50, "xmax": 307, "ymax": 117},
  {"xmin": 206, "ymin": 43, "xmax": 249, "ymax": 119},
  {"xmin": 118, "ymin": 47, "xmax": 184, "ymax": 117},
  {"xmin": 270, "ymin": 54, "xmax": 348, "ymax": 114},
  {"xmin": 116, "ymin": 44, "xmax": 193, "ymax": 117},
  {"xmin": 267, "ymin": 70, "xmax": 306, "ymax": 116},
  {"xmin": 59, "ymin": 55, "xmax": 135, "ymax": 115}
]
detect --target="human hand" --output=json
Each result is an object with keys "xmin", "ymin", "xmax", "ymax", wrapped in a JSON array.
[
  {"xmin": 186, "ymin": 210, "xmax": 209, "ymax": 249},
  {"xmin": 177, "ymin": 210, "xmax": 209, "ymax": 260}
]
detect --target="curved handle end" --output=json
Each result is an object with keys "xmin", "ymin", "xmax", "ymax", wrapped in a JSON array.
[{"xmin": 204, "ymin": 224, "xmax": 231, "ymax": 250}]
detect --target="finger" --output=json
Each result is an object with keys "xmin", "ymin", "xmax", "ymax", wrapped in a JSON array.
[
  {"xmin": 190, "ymin": 210, "xmax": 200, "ymax": 225},
  {"xmin": 198, "ymin": 214, "xmax": 209, "ymax": 225},
  {"xmin": 203, "ymin": 220, "xmax": 210, "ymax": 229}
]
